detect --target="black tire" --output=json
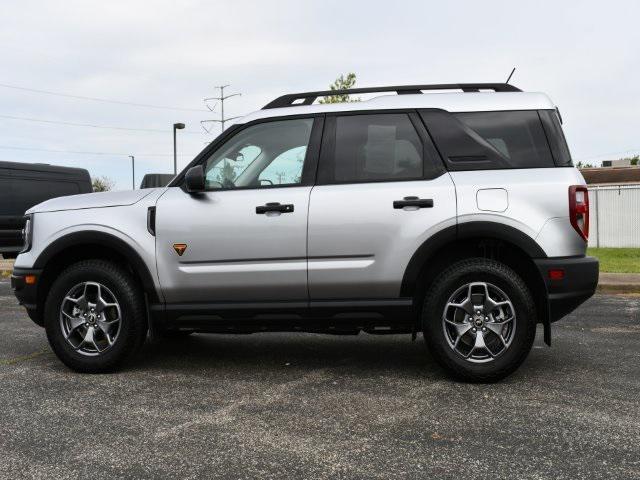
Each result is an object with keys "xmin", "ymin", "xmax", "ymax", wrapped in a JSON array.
[
  {"xmin": 27, "ymin": 311, "xmax": 45, "ymax": 328},
  {"xmin": 422, "ymin": 258, "xmax": 536, "ymax": 382},
  {"xmin": 44, "ymin": 260, "xmax": 147, "ymax": 373}
]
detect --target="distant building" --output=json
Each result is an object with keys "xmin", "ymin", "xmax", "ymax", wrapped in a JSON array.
[{"xmin": 601, "ymin": 158, "xmax": 632, "ymax": 167}]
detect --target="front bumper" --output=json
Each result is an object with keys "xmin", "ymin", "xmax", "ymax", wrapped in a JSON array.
[
  {"xmin": 11, "ymin": 267, "xmax": 43, "ymax": 325},
  {"xmin": 534, "ymin": 256, "xmax": 599, "ymax": 322}
]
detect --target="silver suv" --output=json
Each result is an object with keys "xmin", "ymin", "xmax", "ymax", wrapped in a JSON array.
[{"xmin": 11, "ymin": 83, "xmax": 599, "ymax": 381}]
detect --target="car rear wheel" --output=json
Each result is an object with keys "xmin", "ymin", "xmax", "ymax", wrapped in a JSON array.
[
  {"xmin": 422, "ymin": 258, "xmax": 536, "ymax": 382},
  {"xmin": 44, "ymin": 260, "xmax": 147, "ymax": 373}
]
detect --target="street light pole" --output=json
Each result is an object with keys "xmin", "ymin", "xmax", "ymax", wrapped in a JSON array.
[
  {"xmin": 173, "ymin": 123, "xmax": 185, "ymax": 175},
  {"xmin": 129, "ymin": 155, "xmax": 135, "ymax": 190}
]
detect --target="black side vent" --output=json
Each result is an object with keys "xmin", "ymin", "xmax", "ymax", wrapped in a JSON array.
[{"xmin": 147, "ymin": 207, "xmax": 156, "ymax": 236}]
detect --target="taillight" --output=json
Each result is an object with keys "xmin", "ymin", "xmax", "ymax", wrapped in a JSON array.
[{"xmin": 569, "ymin": 185, "xmax": 589, "ymax": 241}]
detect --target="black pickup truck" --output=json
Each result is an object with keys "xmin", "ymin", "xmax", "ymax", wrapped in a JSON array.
[{"xmin": 0, "ymin": 161, "xmax": 92, "ymax": 258}]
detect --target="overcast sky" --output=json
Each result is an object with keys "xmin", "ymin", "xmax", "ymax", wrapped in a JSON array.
[{"xmin": 1, "ymin": 0, "xmax": 639, "ymax": 189}]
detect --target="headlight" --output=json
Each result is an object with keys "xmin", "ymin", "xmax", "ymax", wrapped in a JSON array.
[{"xmin": 21, "ymin": 214, "xmax": 33, "ymax": 253}]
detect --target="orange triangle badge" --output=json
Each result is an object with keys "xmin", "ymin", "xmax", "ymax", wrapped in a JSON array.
[{"xmin": 173, "ymin": 243, "xmax": 187, "ymax": 256}]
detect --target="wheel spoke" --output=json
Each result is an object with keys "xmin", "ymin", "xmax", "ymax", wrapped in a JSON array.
[
  {"xmin": 96, "ymin": 299, "xmax": 119, "ymax": 314},
  {"xmin": 466, "ymin": 330, "xmax": 493, "ymax": 358},
  {"xmin": 485, "ymin": 320, "xmax": 509, "ymax": 334},
  {"xmin": 486, "ymin": 318, "xmax": 515, "ymax": 347},
  {"xmin": 65, "ymin": 293, "xmax": 88, "ymax": 311},
  {"xmin": 64, "ymin": 314, "xmax": 86, "ymax": 338},
  {"xmin": 77, "ymin": 326, "xmax": 101, "ymax": 352},
  {"xmin": 445, "ymin": 319, "xmax": 473, "ymax": 338},
  {"xmin": 448, "ymin": 283, "xmax": 476, "ymax": 315},
  {"xmin": 94, "ymin": 284, "xmax": 121, "ymax": 318},
  {"xmin": 450, "ymin": 299, "xmax": 474, "ymax": 316},
  {"xmin": 484, "ymin": 294, "xmax": 514, "ymax": 317},
  {"xmin": 96, "ymin": 318, "xmax": 119, "ymax": 336}
]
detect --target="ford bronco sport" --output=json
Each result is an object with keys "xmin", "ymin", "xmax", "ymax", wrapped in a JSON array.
[{"xmin": 11, "ymin": 83, "xmax": 599, "ymax": 381}]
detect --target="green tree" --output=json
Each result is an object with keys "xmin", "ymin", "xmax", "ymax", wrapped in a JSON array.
[
  {"xmin": 92, "ymin": 176, "xmax": 115, "ymax": 192},
  {"xmin": 576, "ymin": 161, "xmax": 594, "ymax": 169},
  {"xmin": 216, "ymin": 160, "xmax": 237, "ymax": 186},
  {"xmin": 319, "ymin": 73, "xmax": 360, "ymax": 104}
]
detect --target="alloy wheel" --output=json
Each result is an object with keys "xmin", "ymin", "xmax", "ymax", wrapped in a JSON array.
[
  {"xmin": 59, "ymin": 282, "xmax": 122, "ymax": 356},
  {"xmin": 442, "ymin": 282, "xmax": 516, "ymax": 363}
]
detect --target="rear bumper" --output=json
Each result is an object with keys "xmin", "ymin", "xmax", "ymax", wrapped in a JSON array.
[
  {"xmin": 11, "ymin": 267, "xmax": 43, "ymax": 324},
  {"xmin": 534, "ymin": 256, "xmax": 599, "ymax": 322}
]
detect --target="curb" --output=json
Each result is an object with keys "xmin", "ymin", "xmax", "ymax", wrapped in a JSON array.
[{"xmin": 597, "ymin": 283, "xmax": 640, "ymax": 294}]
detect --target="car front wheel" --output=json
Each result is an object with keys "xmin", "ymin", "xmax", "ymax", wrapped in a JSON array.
[{"xmin": 44, "ymin": 259, "xmax": 147, "ymax": 373}]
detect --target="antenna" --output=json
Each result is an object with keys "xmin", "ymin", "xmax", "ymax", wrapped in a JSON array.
[{"xmin": 505, "ymin": 67, "xmax": 516, "ymax": 84}]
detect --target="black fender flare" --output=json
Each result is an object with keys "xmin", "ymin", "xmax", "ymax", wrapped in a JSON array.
[
  {"xmin": 400, "ymin": 221, "xmax": 551, "ymax": 343},
  {"xmin": 33, "ymin": 230, "xmax": 160, "ymax": 303}
]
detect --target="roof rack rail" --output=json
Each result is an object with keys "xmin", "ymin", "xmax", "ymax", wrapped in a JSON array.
[{"xmin": 262, "ymin": 83, "xmax": 521, "ymax": 109}]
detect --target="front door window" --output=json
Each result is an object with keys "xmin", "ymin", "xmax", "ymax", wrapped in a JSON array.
[{"xmin": 204, "ymin": 118, "xmax": 314, "ymax": 190}]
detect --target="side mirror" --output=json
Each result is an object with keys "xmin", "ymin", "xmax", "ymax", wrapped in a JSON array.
[{"xmin": 184, "ymin": 165, "xmax": 205, "ymax": 193}]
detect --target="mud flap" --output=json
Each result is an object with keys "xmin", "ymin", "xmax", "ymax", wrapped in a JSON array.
[
  {"xmin": 543, "ymin": 301, "xmax": 552, "ymax": 346},
  {"xmin": 543, "ymin": 318, "xmax": 551, "ymax": 346}
]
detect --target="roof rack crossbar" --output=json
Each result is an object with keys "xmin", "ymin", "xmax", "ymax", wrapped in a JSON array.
[{"xmin": 262, "ymin": 83, "xmax": 521, "ymax": 109}]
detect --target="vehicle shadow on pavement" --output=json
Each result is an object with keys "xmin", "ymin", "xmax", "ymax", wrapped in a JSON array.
[
  {"xmin": 130, "ymin": 332, "xmax": 451, "ymax": 380},
  {"xmin": 125, "ymin": 331, "xmax": 566, "ymax": 385}
]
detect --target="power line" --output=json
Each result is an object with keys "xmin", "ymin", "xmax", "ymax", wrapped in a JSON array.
[
  {"xmin": 0, "ymin": 113, "xmax": 205, "ymax": 134},
  {"xmin": 0, "ymin": 82, "xmax": 208, "ymax": 112},
  {"xmin": 201, "ymin": 85, "xmax": 242, "ymax": 133},
  {"xmin": 0, "ymin": 145, "xmax": 198, "ymax": 157},
  {"xmin": 574, "ymin": 148, "xmax": 640, "ymax": 162}
]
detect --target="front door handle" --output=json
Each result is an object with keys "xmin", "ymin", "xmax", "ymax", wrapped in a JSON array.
[
  {"xmin": 256, "ymin": 202, "xmax": 294, "ymax": 214},
  {"xmin": 393, "ymin": 196, "xmax": 434, "ymax": 209}
]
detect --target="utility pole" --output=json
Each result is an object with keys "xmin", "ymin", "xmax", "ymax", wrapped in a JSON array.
[
  {"xmin": 202, "ymin": 85, "xmax": 242, "ymax": 134},
  {"xmin": 129, "ymin": 155, "xmax": 135, "ymax": 190},
  {"xmin": 173, "ymin": 123, "xmax": 185, "ymax": 175}
]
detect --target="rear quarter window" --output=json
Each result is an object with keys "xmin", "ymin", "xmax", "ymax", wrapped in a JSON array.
[
  {"xmin": 420, "ymin": 109, "xmax": 560, "ymax": 170},
  {"xmin": 539, "ymin": 109, "xmax": 573, "ymax": 166}
]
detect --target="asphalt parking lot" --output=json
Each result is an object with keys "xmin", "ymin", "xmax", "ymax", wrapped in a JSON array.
[{"xmin": 1, "ymin": 278, "xmax": 639, "ymax": 480}]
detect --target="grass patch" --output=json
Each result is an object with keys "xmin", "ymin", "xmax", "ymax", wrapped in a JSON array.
[{"xmin": 588, "ymin": 248, "xmax": 640, "ymax": 273}]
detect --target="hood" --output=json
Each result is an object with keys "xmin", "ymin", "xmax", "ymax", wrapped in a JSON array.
[{"xmin": 27, "ymin": 189, "xmax": 158, "ymax": 214}]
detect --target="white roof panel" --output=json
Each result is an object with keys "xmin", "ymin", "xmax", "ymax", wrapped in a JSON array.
[{"xmin": 235, "ymin": 92, "xmax": 556, "ymax": 125}]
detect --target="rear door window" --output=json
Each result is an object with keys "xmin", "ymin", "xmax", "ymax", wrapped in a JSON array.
[{"xmin": 318, "ymin": 113, "xmax": 426, "ymax": 184}]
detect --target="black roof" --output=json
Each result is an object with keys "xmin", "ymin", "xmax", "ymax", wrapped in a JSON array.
[
  {"xmin": 140, "ymin": 173, "xmax": 175, "ymax": 189},
  {"xmin": 0, "ymin": 160, "xmax": 90, "ymax": 177},
  {"xmin": 263, "ymin": 83, "xmax": 521, "ymax": 109}
]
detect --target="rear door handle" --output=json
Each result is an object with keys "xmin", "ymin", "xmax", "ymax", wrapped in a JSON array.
[
  {"xmin": 393, "ymin": 196, "xmax": 434, "ymax": 209},
  {"xmin": 256, "ymin": 202, "xmax": 294, "ymax": 214}
]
